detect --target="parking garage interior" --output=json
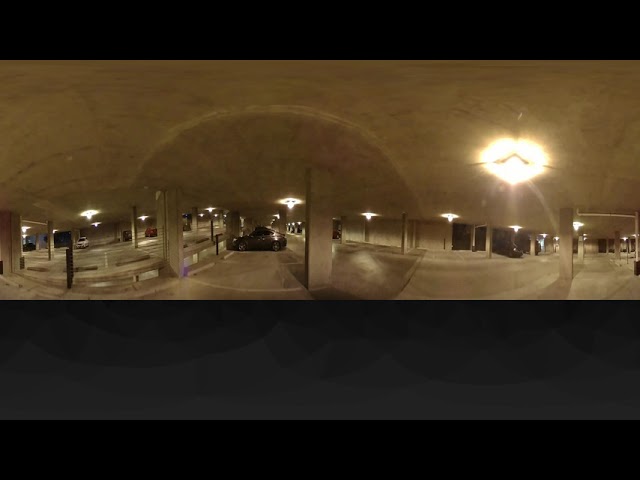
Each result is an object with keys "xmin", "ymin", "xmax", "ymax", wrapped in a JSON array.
[{"xmin": 1, "ymin": 60, "xmax": 640, "ymax": 300}]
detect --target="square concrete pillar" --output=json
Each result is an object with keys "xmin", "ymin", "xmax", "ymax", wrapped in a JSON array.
[
  {"xmin": 471, "ymin": 225, "xmax": 476, "ymax": 251},
  {"xmin": 226, "ymin": 211, "xmax": 241, "ymax": 242},
  {"xmin": 278, "ymin": 208, "xmax": 287, "ymax": 234},
  {"xmin": 530, "ymin": 235, "xmax": 536, "ymax": 256},
  {"xmin": 304, "ymin": 168, "xmax": 333, "ymax": 290},
  {"xmin": 401, "ymin": 212, "xmax": 408, "ymax": 255},
  {"xmin": 559, "ymin": 208, "xmax": 573, "ymax": 281},
  {"xmin": 615, "ymin": 231, "xmax": 621, "ymax": 260},
  {"xmin": 156, "ymin": 189, "xmax": 184, "ymax": 277},
  {"xmin": 486, "ymin": 224, "xmax": 492, "ymax": 259},
  {"xmin": 578, "ymin": 235, "xmax": 585, "ymax": 261},
  {"xmin": 412, "ymin": 220, "xmax": 417, "ymax": 249},
  {"xmin": 131, "ymin": 206, "xmax": 139, "ymax": 248},
  {"xmin": 340, "ymin": 216, "xmax": 347, "ymax": 244},
  {"xmin": 0, "ymin": 212, "xmax": 22, "ymax": 273},
  {"xmin": 47, "ymin": 220, "xmax": 54, "ymax": 260},
  {"xmin": 192, "ymin": 207, "xmax": 199, "ymax": 233}
]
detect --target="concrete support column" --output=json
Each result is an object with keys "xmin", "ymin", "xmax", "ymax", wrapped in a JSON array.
[
  {"xmin": 615, "ymin": 230, "xmax": 621, "ymax": 260},
  {"xmin": 578, "ymin": 235, "xmax": 585, "ymax": 261},
  {"xmin": 304, "ymin": 168, "xmax": 333, "ymax": 290},
  {"xmin": 192, "ymin": 207, "xmax": 199, "ymax": 233},
  {"xmin": 635, "ymin": 212, "xmax": 639, "ymax": 263},
  {"xmin": 226, "ymin": 211, "xmax": 241, "ymax": 241},
  {"xmin": 471, "ymin": 225, "xmax": 476, "ymax": 251},
  {"xmin": 35, "ymin": 234, "xmax": 40, "ymax": 250},
  {"xmin": 412, "ymin": 220, "xmax": 417, "ymax": 249},
  {"xmin": 47, "ymin": 220, "xmax": 54, "ymax": 261},
  {"xmin": 364, "ymin": 217, "xmax": 370, "ymax": 243},
  {"xmin": 606, "ymin": 238, "xmax": 610, "ymax": 254},
  {"xmin": 131, "ymin": 206, "xmax": 139, "ymax": 248},
  {"xmin": 0, "ymin": 212, "xmax": 22, "ymax": 273},
  {"xmin": 530, "ymin": 235, "xmax": 536, "ymax": 256},
  {"xmin": 340, "ymin": 216, "xmax": 347, "ymax": 245},
  {"xmin": 278, "ymin": 208, "xmax": 287, "ymax": 234},
  {"xmin": 401, "ymin": 212, "xmax": 408, "ymax": 255},
  {"xmin": 559, "ymin": 208, "xmax": 573, "ymax": 281},
  {"xmin": 486, "ymin": 224, "xmax": 492, "ymax": 259},
  {"xmin": 156, "ymin": 189, "xmax": 184, "ymax": 278}
]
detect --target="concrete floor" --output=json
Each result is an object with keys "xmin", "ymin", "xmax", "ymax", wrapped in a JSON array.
[{"xmin": 2, "ymin": 235, "xmax": 640, "ymax": 300}]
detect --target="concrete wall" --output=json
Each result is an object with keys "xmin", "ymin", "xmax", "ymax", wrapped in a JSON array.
[
  {"xmin": 342, "ymin": 216, "xmax": 452, "ymax": 251},
  {"xmin": 416, "ymin": 221, "xmax": 452, "ymax": 251},
  {"xmin": 585, "ymin": 238, "xmax": 599, "ymax": 255}
]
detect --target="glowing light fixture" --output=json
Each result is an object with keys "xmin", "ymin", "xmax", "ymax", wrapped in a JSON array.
[
  {"xmin": 510, "ymin": 225, "xmax": 522, "ymax": 233},
  {"xmin": 573, "ymin": 222, "xmax": 584, "ymax": 231},
  {"xmin": 138, "ymin": 215, "xmax": 149, "ymax": 221},
  {"xmin": 441, "ymin": 213, "xmax": 459, "ymax": 223},
  {"xmin": 206, "ymin": 208, "xmax": 214, "ymax": 213},
  {"xmin": 554, "ymin": 236, "xmax": 559, "ymax": 241},
  {"xmin": 623, "ymin": 237, "xmax": 628, "ymax": 242},
  {"xmin": 274, "ymin": 214, "xmax": 280, "ymax": 219},
  {"xmin": 53, "ymin": 229, "xmax": 58, "ymax": 234},
  {"xmin": 21, "ymin": 226, "xmax": 30, "ymax": 233},
  {"xmin": 541, "ymin": 233, "xmax": 548, "ymax": 238},
  {"xmin": 81, "ymin": 210, "xmax": 98, "ymax": 220},
  {"xmin": 281, "ymin": 198, "xmax": 301, "ymax": 209},
  {"xmin": 481, "ymin": 138, "xmax": 547, "ymax": 185},
  {"xmin": 92, "ymin": 222, "xmax": 101, "ymax": 227},
  {"xmin": 362, "ymin": 212, "xmax": 377, "ymax": 220},
  {"xmin": 297, "ymin": 221, "xmax": 302, "ymax": 225},
  {"xmin": 198, "ymin": 213, "xmax": 204, "ymax": 217}
]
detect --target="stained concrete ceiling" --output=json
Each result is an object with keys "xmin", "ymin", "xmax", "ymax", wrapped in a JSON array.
[{"xmin": 1, "ymin": 60, "xmax": 639, "ymax": 237}]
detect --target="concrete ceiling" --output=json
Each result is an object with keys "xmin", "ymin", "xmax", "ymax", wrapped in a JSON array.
[{"xmin": 1, "ymin": 60, "xmax": 639, "ymax": 237}]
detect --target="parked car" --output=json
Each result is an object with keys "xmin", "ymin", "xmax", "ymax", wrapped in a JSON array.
[
  {"xmin": 145, "ymin": 227, "xmax": 158, "ymax": 237},
  {"xmin": 23, "ymin": 242, "xmax": 36, "ymax": 252},
  {"xmin": 76, "ymin": 237, "xmax": 89, "ymax": 249},
  {"xmin": 494, "ymin": 242, "xmax": 523, "ymax": 258},
  {"xmin": 333, "ymin": 229, "xmax": 341, "ymax": 239},
  {"xmin": 123, "ymin": 230, "xmax": 132, "ymax": 241},
  {"xmin": 232, "ymin": 227, "xmax": 287, "ymax": 252}
]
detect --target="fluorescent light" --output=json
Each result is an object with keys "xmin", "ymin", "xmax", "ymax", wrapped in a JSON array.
[{"xmin": 138, "ymin": 215, "xmax": 149, "ymax": 221}]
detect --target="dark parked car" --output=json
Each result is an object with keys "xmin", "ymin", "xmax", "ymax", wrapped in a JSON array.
[
  {"xmin": 23, "ymin": 242, "xmax": 36, "ymax": 252},
  {"xmin": 123, "ymin": 230, "xmax": 132, "ymax": 241},
  {"xmin": 145, "ymin": 227, "xmax": 158, "ymax": 237},
  {"xmin": 333, "ymin": 229, "xmax": 341, "ymax": 239},
  {"xmin": 232, "ymin": 227, "xmax": 287, "ymax": 252},
  {"xmin": 494, "ymin": 242, "xmax": 524, "ymax": 258}
]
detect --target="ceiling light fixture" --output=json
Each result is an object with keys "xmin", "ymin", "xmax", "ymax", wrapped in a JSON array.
[
  {"xmin": 554, "ymin": 236, "xmax": 559, "ymax": 241},
  {"xmin": 92, "ymin": 222, "xmax": 101, "ymax": 227},
  {"xmin": 21, "ymin": 226, "xmax": 30, "ymax": 233},
  {"xmin": 481, "ymin": 138, "xmax": 547, "ymax": 185},
  {"xmin": 510, "ymin": 225, "xmax": 522, "ymax": 233},
  {"xmin": 138, "ymin": 215, "xmax": 149, "ymax": 221},
  {"xmin": 362, "ymin": 212, "xmax": 377, "ymax": 220},
  {"xmin": 81, "ymin": 210, "xmax": 98, "ymax": 220},
  {"xmin": 573, "ymin": 222, "xmax": 584, "ymax": 231},
  {"xmin": 441, "ymin": 213, "xmax": 459, "ymax": 223},
  {"xmin": 281, "ymin": 198, "xmax": 301, "ymax": 209}
]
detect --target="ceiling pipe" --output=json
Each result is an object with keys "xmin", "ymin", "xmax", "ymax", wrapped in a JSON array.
[
  {"xmin": 576, "ymin": 208, "xmax": 635, "ymax": 218},
  {"xmin": 22, "ymin": 220, "xmax": 48, "ymax": 225}
]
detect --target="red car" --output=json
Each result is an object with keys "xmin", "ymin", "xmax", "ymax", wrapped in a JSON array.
[{"xmin": 145, "ymin": 227, "xmax": 158, "ymax": 237}]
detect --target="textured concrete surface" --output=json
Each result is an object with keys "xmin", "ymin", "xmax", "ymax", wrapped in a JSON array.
[{"xmin": 1, "ymin": 61, "xmax": 640, "ymax": 238}]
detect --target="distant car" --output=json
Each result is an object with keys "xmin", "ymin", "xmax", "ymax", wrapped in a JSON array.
[
  {"xmin": 76, "ymin": 237, "xmax": 89, "ymax": 249},
  {"xmin": 123, "ymin": 230, "xmax": 132, "ymax": 241},
  {"xmin": 145, "ymin": 227, "xmax": 158, "ymax": 237},
  {"xmin": 494, "ymin": 242, "xmax": 523, "ymax": 258},
  {"xmin": 333, "ymin": 229, "xmax": 341, "ymax": 239},
  {"xmin": 232, "ymin": 227, "xmax": 287, "ymax": 252},
  {"xmin": 23, "ymin": 242, "xmax": 36, "ymax": 252}
]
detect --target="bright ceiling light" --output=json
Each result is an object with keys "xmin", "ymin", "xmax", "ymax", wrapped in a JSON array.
[
  {"xmin": 481, "ymin": 138, "xmax": 547, "ymax": 185},
  {"xmin": 297, "ymin": 221, "xmax": 302, "ymax": 225},
  {"xmin": 281, "ymin": 198, "xmax": 301, "ymax": 209},
  {"xmin": 81, "ymin": 210, "xmax": 98, "ymax": 220},
  {"xmin": 206, "ymin": 208, "xmax": 214, "ymax": 213},
  {"xmin": 53, "ymin": 229, "xmax": 58, "ymax": 234},
  {"xmin": 92, "ymin": 222, "xmax": 101, "ymax": 227},
  {"xmin": 541, "ymin": 233, "xmax": 548, "ymax": 238},
  {"xmin": 274, "ymin": 214, "xmax": 280, "ymax": 219},
  {"xmin": 554, "ymin": 236, "xmax": 559, "ymax": 241},
  {"xmin": 441, "ymin": 213, "xmax": 459, "ymax": 223},
  {"xmin": 21, "ymin": 226, "xmax": 30, "ymax": 233},
  {"xmin": 623, "ymin": 237, "xmax": 628, "ymax": 242},
  {"xmin": 214, "ymin": 214, "xmax": 219, "ymax": 217},
  {"xmin": 198, "ymin": 213, "xmax": 204, "ymax": 217},
  {"xmin": 138, "ymin": 215, "xmax": 149, "ymax": 221},
  {"xmin": 573, "ymin": 222, "xmax": 584, "ymax": 231},
  {"xmin": 510, "ymin": 225, "xmax": 522, "ymax": 233},
  {"xmin": 362, "ymin": 212, "xmax": 377, "ymax": 220}
]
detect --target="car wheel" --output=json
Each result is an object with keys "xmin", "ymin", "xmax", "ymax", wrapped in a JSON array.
[
  {"xmin": 272, "ymin": 241, "xmax": 281, "ymax": 252},
  {"xmin": 238, "ymin": 241, "xmax": 248, "ymax": 251}
]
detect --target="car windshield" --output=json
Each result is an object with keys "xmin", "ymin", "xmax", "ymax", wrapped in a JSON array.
[{"xmin": 79, "ymin": 237, "xmax": 86, "ymax": 241}]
